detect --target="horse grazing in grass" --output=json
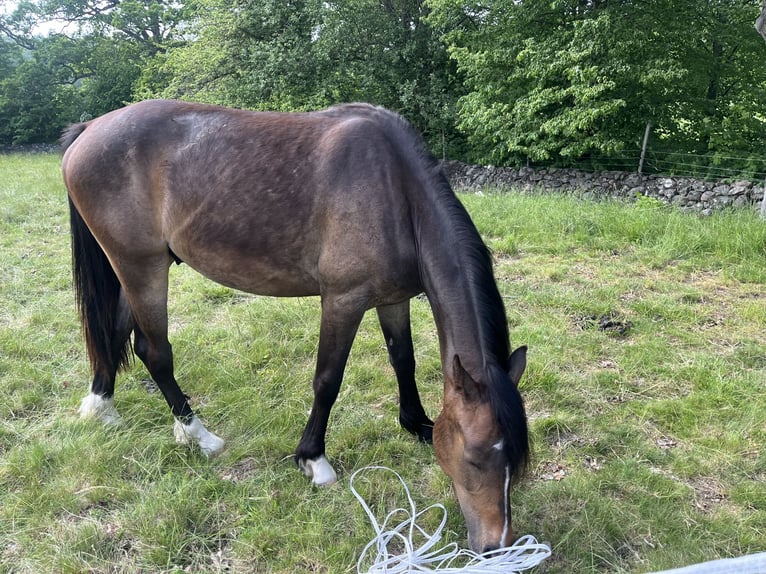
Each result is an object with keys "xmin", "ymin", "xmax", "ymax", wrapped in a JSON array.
[{"xmin": 61, "ymin": 99, "xmax": 529, "ymax": 553}]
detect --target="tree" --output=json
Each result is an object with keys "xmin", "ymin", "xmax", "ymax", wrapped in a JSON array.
[
  {"xmin": 314, "ymin": 0, "xmax": 461, "ymax": 151},
  {"xmin": 0, "ymin": 34, "xmax": 80, "ymax": 143},
  {"xmin": 428, "ymin": 0, "xmax": 766, "ymax": 169},
  {"xmin": 23, "ymin": 0, "xmax": 190, "ymax": 53},
  {"xmin": 0, "ymin": 0, "xmax": 191, "ymax": 143},
  {"xmin": 153, "ymin": 0, "xmax": 465, "ymax": 156},
  {"xmin": 147, "ymin": 0, "xmax": 330, "ymax": 109}
]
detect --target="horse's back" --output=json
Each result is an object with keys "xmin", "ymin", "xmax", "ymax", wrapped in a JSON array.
[{"xmin": 62, "ymin": 100, "xmax": 424, "ymax": 304}]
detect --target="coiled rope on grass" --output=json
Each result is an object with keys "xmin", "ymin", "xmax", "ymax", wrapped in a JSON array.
[{"xmin": 350, "ymin": 466, "xmax": 551, "ymax": 574}]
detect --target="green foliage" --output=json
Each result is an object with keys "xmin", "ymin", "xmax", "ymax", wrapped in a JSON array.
[
  {"xmin": 75, "ymin": 36, "xmax": 144, "ymax": 118},
  {"xmin": 312, "ymin": 0, "xmax": 461, "ymax": 151},
  {"xmin": 428, "ymin": 0, "xmax": 766, "ymax": 167},
  {"xmin": 31, "ymin": 0, "xmax": 191, "ymax": 52},
  {"xmin": 0, "ymin": 35, "xmax": 81, "ymax": 143},
  {"xmin": 0, "ymin": 0, "xmax": 188, "ymax": 143},
  {"xmin": 2, "ymin": 0, "xmax": 766, "ymax": 174},
  {"xmin": 1, "ymin": 0, "xmax": 466, "ymax": 154},
  {"xmin": 0, "ymin": 33, "xmax": 144, "ymax": 143},
  {"xmin": 149, "ymin": 0, "xmax": 324, "ymax": 109},
  {"xmin": 151, "ymin": 0, "xmax": 464, "ymax": 156},
  {"xmin": 633, "ymin": 192, "xmax": 667, "ymax": 211}
]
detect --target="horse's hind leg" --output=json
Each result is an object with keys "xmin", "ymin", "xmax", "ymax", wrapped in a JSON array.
[
  {"xmin": 376, "ymin": 301, "xmax": 434, "ymax": 442},
  {"xmin": 123, "ymin": 263, "xmax": 224, "ymax": 456},
  {"xmin": 79, "ymin": 289, "xmax": 133, "ymax": 424}
]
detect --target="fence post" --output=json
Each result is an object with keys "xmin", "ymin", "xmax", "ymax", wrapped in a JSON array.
[
  {"xmin": 442, "ymin": 129, "xmax": 446, "ymax": 162},
  {"xmin": 638, "ymin": 122, "xmax": 651, "ymax": 181},
  {"xmin": 760, "ymin": 177, "xmax": 766, "ymax": 219}
]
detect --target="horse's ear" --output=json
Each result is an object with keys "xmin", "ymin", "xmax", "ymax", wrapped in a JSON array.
[
  {"xmin": 507, "ymin": 345, "xmax": 527, "ymax": 387},
  {"xmin": 451, "ymin": 354, "xmax": 482, "ymax": 403}
]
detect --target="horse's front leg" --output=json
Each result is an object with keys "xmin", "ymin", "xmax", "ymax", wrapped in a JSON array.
[
  {"xmin": 376, "ymin": 301, "xmax": 434, "ymax": 442},
  {"xmin": 296, "ymin": 297, "xmax": 365, "ymax": 486}
]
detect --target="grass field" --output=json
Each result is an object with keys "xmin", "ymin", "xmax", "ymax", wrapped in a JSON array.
[{"xmin": 1, "ymin": 153, "xmax": 765, "ymax": 573}]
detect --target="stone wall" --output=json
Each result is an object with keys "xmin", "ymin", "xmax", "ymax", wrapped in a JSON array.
[
  {"xmin": 440, "ymin": 160, "xmax": 764, "ymax": 214},
  {"xmin": 0, "ymin": 144, "xmax": 60, "ymax": 154}
]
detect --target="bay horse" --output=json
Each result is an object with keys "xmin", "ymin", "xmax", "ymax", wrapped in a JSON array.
[{"xmin": 61, "ymin": 99, "xmax": 529, "ymax": 553}]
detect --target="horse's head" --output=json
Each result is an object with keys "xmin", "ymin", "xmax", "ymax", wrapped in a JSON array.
[{"xmin": 433, "ymin": 346, "xmax": 528, "ymax": 554}]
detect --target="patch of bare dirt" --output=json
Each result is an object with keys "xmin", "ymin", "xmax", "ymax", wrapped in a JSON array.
[
  {"xmin": 689, "ymin": 476, "xmax": 728, "ymax": 512},
  {"xmin": 574, "ymin": 311, "xmax": 634, "ymax": 336},
  {"xmin": 546, "ymin": 429, "xmax": 586, "ymax": 451},
  {"xmin": 219, "ymin": 457, "xmax": 258, "ymax": 483},
  {"xmin": 536, "ymin": 461, "xmax": 570, "ymax": 482}
]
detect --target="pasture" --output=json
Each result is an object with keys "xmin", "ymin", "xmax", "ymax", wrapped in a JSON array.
[{"xmin": 1, "ymin": 153, "xmax": 765, "ymax": 573}]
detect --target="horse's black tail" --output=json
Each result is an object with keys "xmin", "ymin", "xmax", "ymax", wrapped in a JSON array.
[
  {"xmin": 64, "ymin": 125, "xmax": 132, "ymax": 376},
  {"xmin": 60, "ymin": 123, "xmax": 88, "ymax": 151}
]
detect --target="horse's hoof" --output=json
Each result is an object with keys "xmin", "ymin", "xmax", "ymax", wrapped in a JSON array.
[
  {"xmin": 400, "ymin": 415, "xmax": 434, "ymax": 443},
  {"xmin": 79, "ymin": 393, "xmax": 121, "ymax": 425},
  {"xmin": 298, "ymin": 455, "xmax": 338, "ymax": 486},
  {"xmin": 417, "ymin": 424, "xmax": 434, "ymax": 443},
  {"xmin": 199, "ymin": 432, "xmax": 225, "ymax": 457},
  {"xmin": 174, "ymin": 417, "xmax": 225, "ymax": 457}
]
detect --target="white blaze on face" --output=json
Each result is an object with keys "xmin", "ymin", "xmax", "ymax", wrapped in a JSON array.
[
  {"xmin": 499, "ymin": 465, "xmax": 511, "ymax": 549},
  {"xmin": 490, "ymin": 439, "xmax": 510, "ymax": 550}
]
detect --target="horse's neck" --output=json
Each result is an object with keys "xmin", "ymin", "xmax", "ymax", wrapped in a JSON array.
[
  {"xmin": 404, "ymin": 156, "xmax": 507, "ymax": 378},
  {"xmin": 430, "ymin": 293, "xmax": 485, "ymax": 378},
  {"xmin": 417, "ymin": 212, "xmax": 488, "ymax": 378}
]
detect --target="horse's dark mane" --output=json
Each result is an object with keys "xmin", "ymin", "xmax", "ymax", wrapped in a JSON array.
[
  {"xmin": 372, "ymin": 106, "xmax": 509, "ymax": 363},
  {"xmin": 421, "ymin": 155, "xmax": 511, "ymax": 363},
  {"xmin": 372, "ymin": 109, "xmax": 529, "ymax": 481},
  {"xmin": 486, "ymin": 362, "xmax": 530, "ymax": 482}
]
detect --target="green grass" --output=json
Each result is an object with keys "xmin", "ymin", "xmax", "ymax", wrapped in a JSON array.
[{"xmin": 1, "ymin": 153, "xmax": 765, "ymax": 573}]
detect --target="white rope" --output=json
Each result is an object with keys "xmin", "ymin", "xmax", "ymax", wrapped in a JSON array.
[{"xmin": 350, "ymin": 466, "xmax": 551, "ymax": 574}]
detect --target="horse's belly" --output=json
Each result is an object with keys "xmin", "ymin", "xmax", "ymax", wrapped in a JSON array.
[
  {"xmin": 182, "ymin": 250, "xmax": 420, "ymax": 305},
  {"xmin": 182, "ymin": 256, "xmax": 321, "ymax": 298}
]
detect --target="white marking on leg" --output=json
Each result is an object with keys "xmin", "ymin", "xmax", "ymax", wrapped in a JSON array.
[
  {"xmin": 298, "ymin": 455, "xmax": 338, "ymax": 486},
  {"xmin": 499, "ymin": 465, "xmax": 511, "ymax": 548},
  {"xmin": 173, "ymin": 416, "xmax": 225, "ymax": 457},
  {"xmin": 79, "ymin": 393, "xmax": 121, "ymax": 425}
]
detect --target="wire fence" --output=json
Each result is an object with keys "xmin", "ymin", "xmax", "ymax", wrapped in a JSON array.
[{"xmin": 565, "ymin": 149, "xmax": 766, "ymax": 182}]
